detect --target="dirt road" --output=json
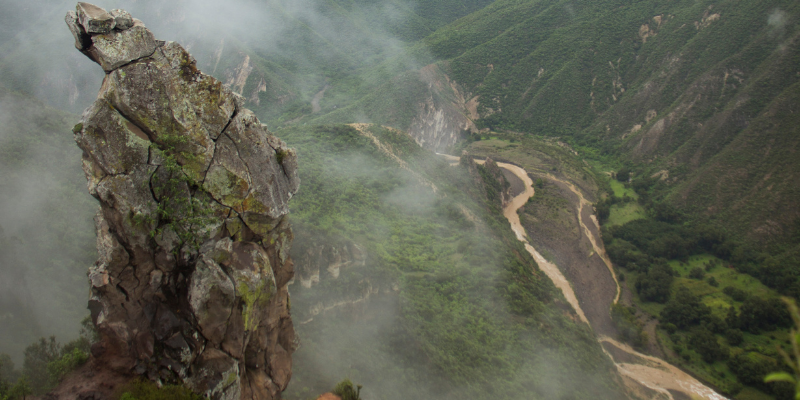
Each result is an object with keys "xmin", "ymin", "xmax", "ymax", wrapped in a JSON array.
[{"xmin": 462, "ymin": 154, "xmax": 727, "ymax": 400}]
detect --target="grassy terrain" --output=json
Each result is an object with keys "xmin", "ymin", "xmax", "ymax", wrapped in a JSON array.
[
  {"xmin": 618, "ymin": 254, "xmax": 790, "ymax": 397},
  {"xmin": 608, "ymin": 180, "xmax": 636, "ymax": 200},
  {"xmin": 606, "ymin": 202, "xmax": 645, "ymax": 227},
  {"xmin": 465, "ymin": 133, "xmax": 601, "ymax": 196},
  {"xmin": 601, "ymin": 168, "xmax": 794, "ymax": 398}
]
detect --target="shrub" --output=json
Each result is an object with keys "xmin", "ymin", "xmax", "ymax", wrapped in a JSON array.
[
  {"xmin": 688, "ymin": 267, "xmax": 705, "ymax": 280},
  {"xmin": 722, "ymin": 286, "xmax": 748, "ymax": 302},
  {"xmin": 738, "ymin": 296, "xmax": 790, "ymax": 333},
  {"xmin": 46, "ymin": 348, "xmax": 88, "ymax": 386},
  {"xmin": 611, "ymin": 304, "xmax": 647, "ymax": 349},
  {"xmin": 725, "ymin": 329, "xmax": 744, "ymax": 346},
  {"xmin": 332, "ymin": 379, "xmax": 362, "ymax": 400},
  {"xmin": 660, "ymin": 287, "xmax": 711, "ymax": 329},
  {"xmin": 616, "ymin": 167, "xmax": 630, "ymax": 182},
  {"xmin": 636, "ymin": 264, "xmax": 674, "ymax": 303},
  {"xmin": 689, "ymin": 328, "xmax": 728, "ymax": 363}
]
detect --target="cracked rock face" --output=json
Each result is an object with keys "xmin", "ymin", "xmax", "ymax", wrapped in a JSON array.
[{"xmin": 66, "ymin": 3, "xmax": 299, "ymax": 399}]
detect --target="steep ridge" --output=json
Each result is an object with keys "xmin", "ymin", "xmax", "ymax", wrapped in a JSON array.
[
  {"xmin": 276, "ymin": 124, "xmax": 627, "ymax": 400},
  {"xmin": 309, "ymin": 0, "xmax": 800, "ymax": 249},
  {"xmin": 56, "ymin": 4, "xmax": 299, "ymax": 399}
]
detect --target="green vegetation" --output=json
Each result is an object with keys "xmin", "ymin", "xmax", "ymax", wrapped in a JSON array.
[
  {"xmin": 332, "ymin": 379, "xmax": 363, "ymax": 400},
  {"xmin": 610, "ymin": 304, "xmax": 647, "ymax": 349},
  {"xmin": 281, "ymin": 124, "xmax": 625, "ymax": 400},
  {"xmin": 141, "ymin": 135, "xmax": 217, "ymax": 253},
  {"xmin": 2, "ymin": 0, "xmax": 798, "ymax": 397},
  {"xmin": 600, "ymin": 169, "xmax": 796, "ymax": 397},
  {"xmin": 296, "ymin": 0, "xmax": 800, "ymax": 275},
  {"xmin": 764, "ymin": 299, "xmax": 800, "ymax": 398},
  {"xmin": 239, "ymin": 280, "xmax": 273, "ymax": 332},
  {"xmin": 0, "ymin": 317, "xmax": 95, "ymax": 398}
]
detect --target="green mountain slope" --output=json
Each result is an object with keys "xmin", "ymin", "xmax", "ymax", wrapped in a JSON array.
[
  {"xmin": 278, "ymin": 124, "xmax": 626, "ymax": 400},
  {"xmin": 313, "ymin": 0, "xmax": 799, "ymax": 248}
]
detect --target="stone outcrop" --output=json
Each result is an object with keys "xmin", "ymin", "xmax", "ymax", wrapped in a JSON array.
[
  {"xmin": 65, "ymin": 3, "xmax": 299, "ymax": 399},
  {"xmin": 407, "ymin": 65, "xmax": 478, "ymax": 152},
  {"xmin": 472, "ymin": 158, "xmax": 513, "ymax": 208},
  {"xmin": 294, "ymin": 242, "xmax": 365, "ymax": 288}
]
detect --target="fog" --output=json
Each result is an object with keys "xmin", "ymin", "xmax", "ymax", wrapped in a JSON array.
[
  {"xmin": 0, "ymin": 86, "xmax": 95, "ymax": 364},
  {"xmin": 0, "ymin": 0, "xmax": 437, "ymax": 362},
  {"xmin": 0, "ymin": 1, "xmax": 616, "ymax": 398},
  {"xmin": 0, "ymin": 0, "xmax": 435, "ymax": 116}
]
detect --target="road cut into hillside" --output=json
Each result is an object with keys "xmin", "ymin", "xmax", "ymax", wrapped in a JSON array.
[
  {"xmin": 475, "ymin": 159, "xmax": 589, "ymax": 325},
  {"xmin": 459, "ymin": 154, "xmax": 727, "ymax": 400}
]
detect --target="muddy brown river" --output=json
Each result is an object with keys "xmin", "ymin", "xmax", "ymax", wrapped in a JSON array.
[{"xmin": 452, "ymin": 155, "xmax": 727, "ymax": 400}]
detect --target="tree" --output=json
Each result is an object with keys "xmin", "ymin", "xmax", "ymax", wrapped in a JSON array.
[
  {"xmin": 723, "ymin": 286, "xmax": 748, "ymax": 302},
  {"xmin": 333, "ymin": 379, "xmax": 363, "ymax": 400},
  {"xmin": 688, "ymin": 267, "xmax": 705, "ymax": 280},
  {"xmin": 22, "ymin": 337, "xmax": 60, "ymax": 393},
  {"xmin": 0, "ymin": 364, "xmax": 8, "ymax": 400},
  {"xmin": 660, "ymin": 287, "xmax": 711, "ymax": 329},
  {"xmin": 738, "ymin": 296, "xmax": 790, "ymax": 333},
  {"xmin": 8, "ymin": 377, "xmax": 31, "ymax": 400},
  {"xmin": 725, "ymin": 329, "xmax": 744, "ymax": 346},
  {"xmin": 0, "ymin": 355, "xmax": 15, "ymax": 387},
  {"xmin": 689, "ymin": 327, "xmax": 727, "ymax": 362},
  {"xmin": 636, "ymin": 264, "xmax": 673, "ymax": 303},
  {"xmin": 616, "ymin": 167, "xmax": 630, "ymax": 182}
]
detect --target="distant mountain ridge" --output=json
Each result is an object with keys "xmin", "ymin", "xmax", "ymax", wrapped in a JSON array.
[{"xmin": 306, "ymin": 0, "xmax": 800, "ymax": 250}]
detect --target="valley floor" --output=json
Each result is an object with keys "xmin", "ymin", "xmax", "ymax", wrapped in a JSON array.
[{"xmin": 463, "ymin": 136, "xmax": 728, "ymax": 400}]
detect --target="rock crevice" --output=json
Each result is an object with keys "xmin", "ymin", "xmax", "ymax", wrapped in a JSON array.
[{"xmin": 64, "ymin": 3, "xmax": 299, "ymax": 399}]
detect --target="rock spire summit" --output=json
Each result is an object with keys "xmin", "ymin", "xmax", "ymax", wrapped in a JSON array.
[{"xmin": 64, "ymin": 3, "xmax": 299, "ymax": 399}]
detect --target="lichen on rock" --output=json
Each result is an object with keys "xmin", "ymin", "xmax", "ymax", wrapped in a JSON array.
[{"xmin": 65, "ymin": 3, "xmax": 299, "ymax": 399}]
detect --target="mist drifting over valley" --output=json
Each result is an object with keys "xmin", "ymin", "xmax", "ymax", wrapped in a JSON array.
[
  {"xmin": 0, "ymin": 0, "xmax": 798, "ymax": 399},
  {"xmin": 0, "ymin": 0, "xmax": 451, "ymax": 362}
]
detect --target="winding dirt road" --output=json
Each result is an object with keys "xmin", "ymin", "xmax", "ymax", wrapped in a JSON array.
[
  {"xmin": 457, "ymin": 154, "xmax": 727, "ymax": 400},
  {"xmin": 476, "ymin": 159, "xmax": 589, "ymax": 325}
]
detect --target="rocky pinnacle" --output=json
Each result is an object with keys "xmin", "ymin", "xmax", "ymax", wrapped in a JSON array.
[{"xmin": 65, "ymin": 3, "xmax": 299, "ymax": 399}]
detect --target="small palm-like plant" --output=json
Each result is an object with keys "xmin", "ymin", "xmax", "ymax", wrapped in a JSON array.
[{"xmin": 765, "ymin": 297, "xmax": 800, "ymax": 399}]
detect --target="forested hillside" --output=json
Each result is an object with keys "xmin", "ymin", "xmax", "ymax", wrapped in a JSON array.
[
  {"xmin": 330, "ymin": 0, "xmax": 800, "ymax": 251},
  {"xmin": 277, "ymin": 124, "xmax": 626, "ymax": 400},
  {"xmin": 0, "ymin": 0, "xmax": 798, "ymax": 398}
]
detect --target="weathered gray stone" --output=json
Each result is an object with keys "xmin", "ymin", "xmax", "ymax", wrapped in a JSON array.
[
  {"xmin": 189, "ymin": 256, "xmax": 236, "ymax": 346},
  {"xmin": 75, "ymin": 98, "xmax": 151, "ymax": 175},
  {"xmin": 217, "ymin": 109, "xmax": 299, "ymax": 219},
  {"xmin": 110, "ymin": 9, "xmax": 133, "ymax": 30},
  {"xmin": 67, "ymin": 6, "xmax": 155, "ymax": 71},
  {"xmin": 77, "ymin": 2, "xmax": 115, "ymax": 34},
  {"xmin": 101, "ymin": 41, "xmax": 236, "ymax": 180},
  {"xmin": 87, "ymin": 22, "xmax": 157, "ymax": 72},
  {"xmin": 65, "ymin": 10, "xmax": 90, "ymax": 50},
  {"xmin": 65, "ymin": 4, "xmax": 298, "ymax": 400}
]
